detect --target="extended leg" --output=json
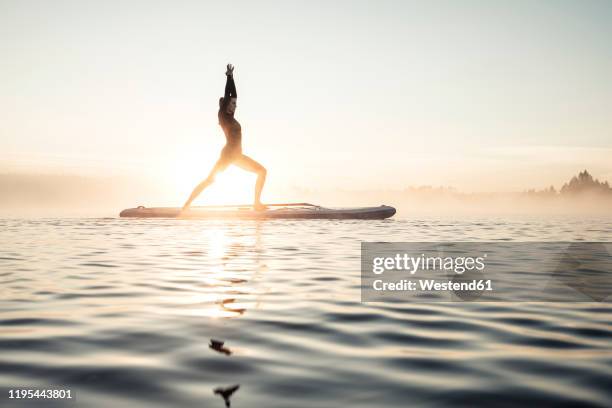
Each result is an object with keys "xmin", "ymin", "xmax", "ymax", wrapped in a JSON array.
[
  {"xmin": 182, "ymin": 161, "xmax": 225, "ymax": 210},
  {"xmin": 234, "ymin": 155, "xmax": 267, "ymax": 209}
]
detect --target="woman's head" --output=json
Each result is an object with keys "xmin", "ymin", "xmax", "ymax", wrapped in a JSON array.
[
  {"xmin": 220, "ymin": 97, "xmax": 237, "ymax": 115},
  {"xmin": 227, "ymin": 97, "xmax": 237, "ymax": 114}
]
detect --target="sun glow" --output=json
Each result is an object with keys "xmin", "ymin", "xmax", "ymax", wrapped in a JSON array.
[
  {"xmin": 165, "ymin": 148, "xmax": 257, "ymax": 205},
  {"xmin": 189, "ymin": 168, "xmax": 257, "ymax": 205}
]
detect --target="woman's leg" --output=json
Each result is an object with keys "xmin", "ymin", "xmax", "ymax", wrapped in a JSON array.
[
  {"xmin": 234, "ymin": 155, "xmax": 267, "ymax": 208},
  {"xmin": 182, "ymin": 159, "xmax": 226, "ymax": 210}
]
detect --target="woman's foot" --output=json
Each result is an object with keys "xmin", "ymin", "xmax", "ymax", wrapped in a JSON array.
[{"xmin": 253, "ymin": 202, "xmax": 267, "ymax": 211}]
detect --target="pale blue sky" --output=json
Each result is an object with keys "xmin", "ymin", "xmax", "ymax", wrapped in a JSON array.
[{"xmin": 1, "ymin": 0, "xmax": 611, "ymax": 199}]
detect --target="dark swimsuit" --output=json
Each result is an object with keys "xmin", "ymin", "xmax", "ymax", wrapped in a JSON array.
[{"xmin": 217, "ymin": 75, "xmax": 242, "ymax": 169}]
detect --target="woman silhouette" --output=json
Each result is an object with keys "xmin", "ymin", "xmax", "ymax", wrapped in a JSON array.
[{"xmin": 182, "ymin": 64, "xmax": 267, "ymax": 210}]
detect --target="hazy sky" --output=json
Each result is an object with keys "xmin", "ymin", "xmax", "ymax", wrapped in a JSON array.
[{"xmin": 1, "ymin": 0, "xmax": 611, "ymax": 202}]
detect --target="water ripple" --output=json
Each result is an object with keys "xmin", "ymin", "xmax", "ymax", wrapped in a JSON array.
[{"xmin": 0, "ymin": 216, "xmax": 610, "ymax": 407}]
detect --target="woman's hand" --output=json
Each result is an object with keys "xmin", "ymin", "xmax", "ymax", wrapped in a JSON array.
[{"xmin": 225, "ymin": 64, "xmax": 234, "ymax": 77}]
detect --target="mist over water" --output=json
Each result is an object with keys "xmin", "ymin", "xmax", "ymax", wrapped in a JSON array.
[
  {"xmin": 1, "ymin": 216, "xmax": 611, "ymax": 407},
  {"xmin": 1, "ymin": 172, "xmax": 611, "ymax": 218}
]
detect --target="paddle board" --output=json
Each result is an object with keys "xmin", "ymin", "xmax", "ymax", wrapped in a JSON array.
[{"xmin": 119, "ymin": 203, "xmax": 396, "ymax": 220}]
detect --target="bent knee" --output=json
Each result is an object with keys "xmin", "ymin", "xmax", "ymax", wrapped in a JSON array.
[{"xmin": 259, "ymin": 167, "xmax": 267, "ymax": 177}]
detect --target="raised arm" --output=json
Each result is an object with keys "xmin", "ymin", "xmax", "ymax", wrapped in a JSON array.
[
  {"xmin": 224, "ymin": 64, "xmax": 237, "ymax": 98},
  {"xmin": 224, "ymin": 75, "xmax": 237, "ymax": 99},
  {"xmin": 220, "ymin": 64, "xmax": 236, "ymax": 114}
]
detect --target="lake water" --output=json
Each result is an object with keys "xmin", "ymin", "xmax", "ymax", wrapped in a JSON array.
[{"xmin": 1, "ymin": 216, "xmax": 611, "ymax": 407}]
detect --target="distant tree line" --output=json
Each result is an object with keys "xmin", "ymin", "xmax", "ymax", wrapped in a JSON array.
[{"xmin": 526, "ymin": 170, "xmax": 612, "ymax": 197}]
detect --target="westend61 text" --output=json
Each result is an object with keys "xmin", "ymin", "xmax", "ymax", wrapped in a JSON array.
[{"xmin": 373, "ymin": 279, "xmax": 493, "ymax": 292}]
